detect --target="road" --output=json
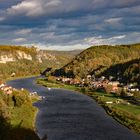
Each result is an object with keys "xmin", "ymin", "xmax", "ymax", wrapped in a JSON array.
[{"xmin": 7, "ymin": 77, "xmax": 140, "ymax": 140}]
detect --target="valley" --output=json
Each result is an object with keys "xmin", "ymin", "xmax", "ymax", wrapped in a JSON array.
[{"xmin": 0, "ymin": 43, "xmax": 140, "ymax": 140}]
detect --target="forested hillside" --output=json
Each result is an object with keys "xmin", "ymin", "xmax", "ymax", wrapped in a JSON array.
[
  {"xmin": 101, "ymin": 58, "xmax": 140, "ymax": 84},
  {"xmin": 54, "ymin": 44, "xmax": 140, "ymax": 80},
  {"xmin": 0, "ymin": 45, "xmax": 81, "ymax": 79}
]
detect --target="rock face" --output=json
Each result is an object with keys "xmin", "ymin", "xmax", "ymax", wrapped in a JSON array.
[
  {"xmin": 16, "ymin": 51, "xmax": 33, "ymax": 60},
  {"xmin": 36, "ymin": 50, "xmax": 57, "ymax": 63},
  {"xmin": 0, "ymin": 46, "xmax": 82, "ymax": 65},
  {"xmin": 0, "ymin": 50, "xmax": 56, "ymax": 63},
  {"xmin": 0, "ymin": 55, "xmax": 15, "ymax": 63},
  {"xmin": 0, "ymin": 46, "xmax": 82, "ymax": 74}
]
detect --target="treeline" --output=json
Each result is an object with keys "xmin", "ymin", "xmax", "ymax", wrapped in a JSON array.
[
  {"xmin": 0, "ymin": 45, "xmax": 37, "ymax": 54},
  {"xmin": 53, "ymin": 43, "xmax": 140, "ymax": 80}
]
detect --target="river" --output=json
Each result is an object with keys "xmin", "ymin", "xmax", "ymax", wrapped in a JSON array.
[{"xmin": 7, "ymin": 77, "xmax": 140, "ymax": 140}]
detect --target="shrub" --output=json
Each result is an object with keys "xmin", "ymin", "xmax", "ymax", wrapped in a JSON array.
[{"xmin": 12, "ymin": 90, "xmax": 29, "ymax": 107}]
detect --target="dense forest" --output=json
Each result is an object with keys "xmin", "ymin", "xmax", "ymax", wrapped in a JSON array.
[
  {"xmin": 54, "ymin": 43, "xmax": 140, "ymax": 83},
  {"xmin": 0, "ymin": 45, "xmax": 81, "ymax": 80}
]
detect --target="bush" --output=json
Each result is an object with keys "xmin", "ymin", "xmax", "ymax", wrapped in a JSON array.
[{"xmin": 12, "ymin": 90, "xmax": 30, "ymax": 107}]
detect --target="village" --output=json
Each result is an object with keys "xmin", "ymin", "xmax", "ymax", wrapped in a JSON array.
[
  {"xmin": 55, "ymin": 74, "xmax": 140, "ymax": 98},
  {"xmin": 1, "ymin": 72, "xmax": 139, "ymax": 99}
]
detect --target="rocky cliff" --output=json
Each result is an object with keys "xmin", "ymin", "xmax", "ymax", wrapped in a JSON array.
[{"xmin": 0, "ymin": 45, "xmax": 81, "ymax": 79}]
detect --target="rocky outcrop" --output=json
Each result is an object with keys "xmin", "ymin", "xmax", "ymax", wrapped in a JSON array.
[
  {"xmin": 0, "ymin": 55, "xmax": 15, "ymax": 63},
  {"xmin": 0, "ymin": 50, "xmax": 57, "ymax": 63},
  {"xmin": 36, "ymin": 50, "xmax": 57, "ymax": 63},
  {"xmin": 16, "ymin": 51, "xmax": 33, "ymax": 60},
  {"xmin": 0, "ymin": 51, "xmax": 32, "ymax": 63}
]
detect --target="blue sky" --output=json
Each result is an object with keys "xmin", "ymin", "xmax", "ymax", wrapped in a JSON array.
[{"xmin": 0, "ymin": 0, "xmax": 140, "ymax": 50}]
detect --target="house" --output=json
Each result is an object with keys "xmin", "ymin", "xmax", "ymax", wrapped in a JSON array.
[
  {"xmin": 87, "ymin": 75, "xmax": 92, "ymax": 80},
  {"xmin": 56, "ymin": 77, "xmax": 62, "ymax": 81},
  {"xmin": 70, "ymin": 79, "xmax": 81, "ymax": 85},
  {"xmin": 112, "ymin": 86, "xmax": 119, "ymax": 93},
  {"xmin": 0, "ymin": 82, "xmax": 5, "ymax": 89},
  {"xmin": 102, "ymin": 80, "xmax": 109, "ymax": 88},
  {"xmin": 107, "ymin": 81, "xmax": 120, "ymax": 93},
  {"xmin": 108, "ymin": 81, "xmax": 120, "ymax": 86},
  {"xmin": 127, "ymin": 83, "xmax": 134, "ymax": 88},
  {"xmin": 126, "ymin": 92, "xmax": 134, "ymax": 97},
  {"xmin": 106, "ymin": 101, "xmax": 113, "ymax": 104},
  {"xmin": 29, "ymin": 92, "xmax": 37, "ymax": 96},
  {"xmin": 129, "ymin": 88, "xmax": 139, "ymax": 92},
  {"xmin": 0, "ymin": 82, "xmax": 13, "ymax": 95},
  {"xmin": 2, "ymin": 86, "xmax": 13, "ymax": 94},
  {"xmin": 62, "ymin": 78, "xmax": 71, "ymax": 83}
]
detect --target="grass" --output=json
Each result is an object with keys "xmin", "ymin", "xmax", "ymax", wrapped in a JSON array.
[
  {"xmin": 36, "ymin": 78, "xmax": 81, "ymax": 91},
  {"xmin": 91, "ymin": 92, "xmax": 140, "ymax": 133},
  {"xmin": 0, "ymin": 90, "xmax": 40, "ymax": 140},
  {"xmin": 114, "ymin": 104, "xmax": 140, "ymax": 116},
  {"xmin": 9, "ymin": 102, "xmax": 37, "ymax": 129},
  {"xmin": 37, "ymin": 78, "xmax": 140, "ymax": 134}
]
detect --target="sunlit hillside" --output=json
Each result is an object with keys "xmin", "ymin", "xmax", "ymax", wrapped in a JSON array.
[
  {"xmin": 0, "ymin": 45, "xmax": 81, "ymax": 79},
  {"xmin": 54, "ymin": 43, "xmax": 140, "ymax": 81}
]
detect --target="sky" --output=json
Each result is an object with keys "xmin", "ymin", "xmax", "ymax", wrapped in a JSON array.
[{"xmin": 0, "ymin": 0, "xmax": 140, "ymax": 50}]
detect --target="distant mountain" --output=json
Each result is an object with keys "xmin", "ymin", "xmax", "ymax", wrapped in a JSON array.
[
  {"xmin": 53, "ymin": 43, "xmax": 140, "ymax": 80},
  {"xmin": 0, "ymin": 45, "xmax": 81, "ymax": 79}
]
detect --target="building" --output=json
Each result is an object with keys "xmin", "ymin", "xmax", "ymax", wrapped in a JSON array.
[
  {"xmin": 0, "ymin": 82, "xmax": 5, "ymax": 89},
  {"xmin": 2, "ymin": 86, "xmax": 13, "ymax": 95},
  {"xmin": 0, "ymin": 82, "xmax": 13, "ymax": 94}
]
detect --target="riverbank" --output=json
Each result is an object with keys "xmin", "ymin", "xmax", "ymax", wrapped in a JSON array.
[
  {"xmin": 0, "ymin": 88, "xmax": 40, "ymax": 140},
  {"xmin": 5, "ymin": 74, "xmax": 40, "ymax": 82},
  {"xmin": 36, "ymin": 78, "xmax": 140, "ymax": 134}
]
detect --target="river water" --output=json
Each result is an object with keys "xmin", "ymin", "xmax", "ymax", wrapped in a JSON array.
[{"xmin": 7, "ymin": 77, "xmax": 140, "ymax": 140}]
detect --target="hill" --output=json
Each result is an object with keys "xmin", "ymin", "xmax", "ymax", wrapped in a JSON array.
[
  {"xmin": 53, "ymin": 43, "xmax": 140, "ymax": 81},
  {"xmin": 101, "ymin": 58, "xmax": 140, "ymax": 84},
  {"xmin": 0, "ymin": 45, "xmax": 81, "ymax": 79}
]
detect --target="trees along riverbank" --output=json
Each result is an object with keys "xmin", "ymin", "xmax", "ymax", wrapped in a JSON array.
[
  {"xmin": 36, "ymin": 77, "xmax": 140, "ymax": 134},
  {"xmin": 0, "ymin": 88, "xmax": 40, "ymax": 140}
]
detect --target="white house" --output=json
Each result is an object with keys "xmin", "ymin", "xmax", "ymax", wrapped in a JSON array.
[{"xmin": 0, "ymin": 83, "xmax": 5, "ymax": 89}]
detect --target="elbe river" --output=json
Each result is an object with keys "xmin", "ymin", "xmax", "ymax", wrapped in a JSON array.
[{"xmin": 7, "ymin": 77, "xmax": 140, "ymax": 140}]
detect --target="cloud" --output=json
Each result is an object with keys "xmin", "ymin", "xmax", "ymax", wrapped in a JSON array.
[
  {"xmin": 12, "ymin": 38, "xmax": 27, "ymax": 43},
  {"xmin": 15, "ymin": 29, "xmax": 32, "ymax": 35},
  {"xmin": 111, "ymin": 35, "xmax": 126, "ymax": 39},
  {"xmin": 6, "ymin": 0, "xmax": 64, "ymax": 17},
  {"xmin": 0, "ymin": 17, "xmax": 5, "ymax": 21},
  {"xmin": 105, "ymin": 17, "xmax": 122, "ymax": 24},
  {"xmin": 84, "ymin": 35, "xmax": 126, "ymax": 46},
  {"xmin": 0, "ymin": 0, "xmax": 140, "ymax": 50},
  {"xmin": 45, "ymin": 0, "xmax": 62, "ymax": 7},
  {"xmin": 31, "ymin": 34, "xmax": 126, "ymax": 50},
  {"xmin": 7, "ymin": 0, "xmax": 43, "ymax": 17}
]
